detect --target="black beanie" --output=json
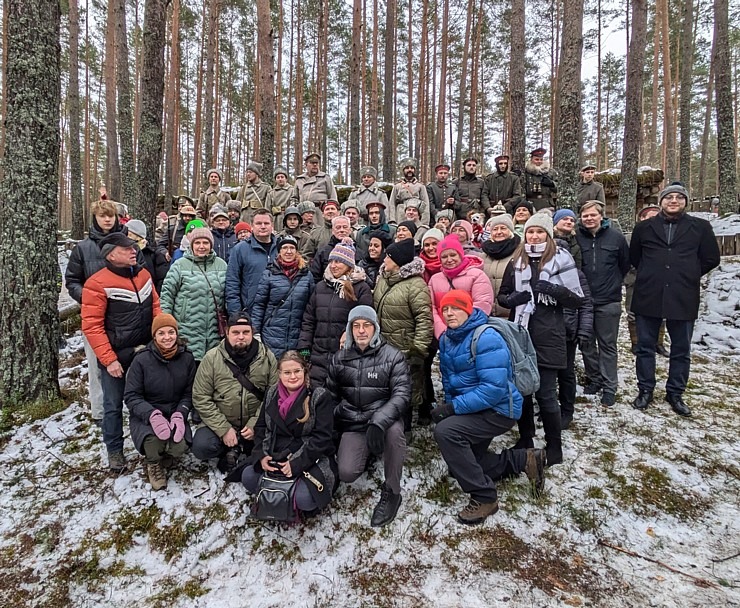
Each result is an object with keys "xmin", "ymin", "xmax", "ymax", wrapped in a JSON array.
[
  {"xmin": 398, "ymin": 220, "xmax": 419, "ymax": 237},
  {"xmin": 368, "ymin": 229, "xmax": 393, "ymax": 249},
  {"xmin": 386, "ymin": 238, "xmax": 415, "ymax": 268}
]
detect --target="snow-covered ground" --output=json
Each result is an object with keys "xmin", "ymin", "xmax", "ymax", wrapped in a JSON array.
[{"xmin": 2, "ymin": 262, "xmax": 739, "ymax": 607}]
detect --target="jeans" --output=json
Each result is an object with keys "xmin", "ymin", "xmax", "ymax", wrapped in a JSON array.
[
  {"xmin": 580, "ymin": 301, "xmax": 622, "ymax": 395},
  {"xmin": 635, "ymin": 315, "xmax": 694, "ymax": 396},
  {"xmin": 99, "ymin": 367, "xmax": 126, "ymax": 454}
]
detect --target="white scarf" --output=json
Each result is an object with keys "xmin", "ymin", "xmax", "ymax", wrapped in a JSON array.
[{"xmin": 513, "ymin": 245, "xmax": 583, "ymax": 329}]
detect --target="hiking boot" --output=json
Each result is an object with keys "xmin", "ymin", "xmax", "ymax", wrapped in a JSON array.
[
  {"xmin": 147, "ymin": 462, "xmax": 167, "ymax": 491},
  {"xmin": 370, "ymin": 484, "xmax": 402, "ymax": 527},
  {"xmin": 583, "ymin": 383, "xmax": 602, "ymax": 396},
  {"xmin": 666, "ymin": 394, "xmax": 692, "ymax": 417},
  {"xmin": 524, "ymin": 448, "xmax": 546, "ymax": 496},
  {"xmin": 632, "ymin": 390, "xmax": 654, "ymax": 411},
  {"xmin": 108, "ymin": 451, "xmax": 127, "ymax": 473},
  {"xmin": 457, "ymin": 499, "xmax": 499, "ymax": 525},
  {"xmin": 601, "ymin": 392, "xmax": 616, "ymax": 407}
]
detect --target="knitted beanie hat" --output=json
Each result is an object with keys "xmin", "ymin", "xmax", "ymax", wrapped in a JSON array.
[
  {"xmin": 439, "ymin": 290, "xmax": 474, "ymax": 315},
  {"xmin": 421, "ymin": 228, "xmax": 445, "ymax": 246},
  {"xmin": 397, "ymin": 220, "xmax": 419, "ymax": 237},
  {"xmin": 658, "ymin": 183, "xmax": 689, "ymax": 204},
  {"xmin": 276, "ymin": 235, "xmax": 298, "ymax": 251},
  {"xmin": 152, "ymin": 313, "xmax": 178, "ymax": 337},
  {"xmin": 185, "ymin": 218, "xmax": 208, "ymax": 233},
  {"xmin": 328, "ymin": 239, "xmax": 356, "ymax": 268},
  {"xmin": 234, "ymin": 222, "xmax": 251, "ymax": 234},
  {"xmin": 385, "ymin": 238, "xmax": 416, "ymax": 268},
  {"xmin": 188, "ymin": 227, "xmax": 214, "ymax": 247},
  {"xmin": 368, "ymin": 229, "xmax": 394, "ymax": 249},
  {"xmin": 485, "ymin": 214, "xmax": 515, "ymax": 234},
  {"xmin": 553, "ymin": 208, "xmax": 577, "ymax": 225},
  {"xmin": 126, "ymin": 219, "xmax": 147, "ymax": 239},
  {"xmin": 451, "ymin": 219, "xmax": 473, "ymax": 241},
  {"xmin": 524, "ymin": 211, "xmax": 554, "ymax": 239},
  {"xmin": 437, "ymin": 234, "xmax": 465, "ymax": 259}
]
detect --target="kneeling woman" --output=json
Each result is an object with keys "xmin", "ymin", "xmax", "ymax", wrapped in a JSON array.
[
  {"xmin": 242, "ymin": 351, "xmax": 337, "ymax": 518},
  {"xmin": 124, "ymin": 314, "xmax": 196, "ymax": 490}
]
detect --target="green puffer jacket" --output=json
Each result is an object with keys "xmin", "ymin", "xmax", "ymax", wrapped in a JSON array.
[
  {"xmin": 160, "ymin": 250, "xmax": 227, "ymax": 360},
  {"xmin": 373, "ymin": 257, "xmax": 433, "ymax": 359},
  {"xmin": 192, "ymin": 340, "xmax": 278, "ymax": 437}
]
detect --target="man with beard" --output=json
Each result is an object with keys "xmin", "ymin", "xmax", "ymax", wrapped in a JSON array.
[
  {"xmin": 192, "ymin": 311, "xmax": 278, "ymax": 474},
  {"xmin": 238, "ymin": 161, "xmax": 271, "ymax": 223},
  {"xmin": 427, "ymin": 163, "xmax": 460, "ymax": 220},
  {"xmin": 520, "ymin": 148, "xmax": 558, "ymax": 211},
  {"xmin": 389, "ymin": 158, "xmax": 431, "ymax": 226},
  {"xmin": 292, "ymin": 153, "xmax": 338, "ymax": 208},
  {"xmin": 453, "ymin": 157, "xmax": 487, "ymax": 219},
  {"xmin": 481, "ymin": 154, "xmax": 523, "ymax": 213},
  {"xmin": 196, "ymin": 168, "xmax": 232, "ymax": 219},
  {"xmin": 347, "ymin": 166, "xmax": 389, "ymax": 217},
  {"xmin": 576, "ymin": 164, "xmax": 606, "ymax": 211}
]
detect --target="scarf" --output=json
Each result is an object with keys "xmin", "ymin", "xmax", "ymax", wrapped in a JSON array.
[
  {"xmin": 278, "ymin": 382, "xmax": 306, "ymax": 420},
  {"xmin": 513, "ymin": 246, "xmax": 583, "ymax": 329},
  {"xmin": 278, "ymin": 256, "xmax": 300, "ymax": 281},
  {"xmin": 225, "ymin": 338, "xmax": 259, "ymax": 372},
  {"xmin": 419, "ymin": 251, "xmax": 441, "ymax": 277},
  {"xmin": 323, "ymin": 264, "xmax": 351, "ymax": 299},
  {"xmin": 441, "ymin": 255, "xmax": 472, "ymax": 280},
  {"xmin": 481, "ymin": 235, "xmax": 520, "ymax": 259},
  {"xmin": 154, "ymin": 340, "xmax": 178, "ymax": 360}
]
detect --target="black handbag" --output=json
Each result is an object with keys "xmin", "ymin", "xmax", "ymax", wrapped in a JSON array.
[{"xmin": 252, "ymin": 472, "xmax": 298, "ymax": 522}]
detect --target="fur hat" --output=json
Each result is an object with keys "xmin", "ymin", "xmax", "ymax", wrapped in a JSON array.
[
  {"xmin": 397, "ymin": 220, "xmax": 418, "ymax": 238},
  {"xmin": 385, "ymin": 238, "xmax": 415, "ymax": 267},
  {"xmin": 273, "ymin": 165, "xmax": 289, "ymax": 179},
  {"xmin": 152, "ymin": 313, "xmax": 178, "ymax": 337},
  {"xmin": 524, "ymin": 211, "xmax": 554, "ymax": 239},
  {"xmin": 421, "ymin": 228, "xmax": 445, "ymax": 246},
  {"xmin": 297, "ymin": 201, "xmax": 317, "ymax": 215},
  {"xmin": 328, "ymin": 239, "xmax": 356, "ymax": 269},
  {"xmin": 485, "ymin": 214, "xmax": 515, "ymax": 235},
  {"xmin": 658, "ymin": 183, "xmax": 689, "ymax": 204},
  {"xmin": 439, "ymin": 289, "xmax": 474, "ymax": 316},
  {"xmin": 436, "ymin": 209, "xmax": 454, "ymax": 221},
  {"xmin": 226, "ymin": 200, "xmax": 241, "ymax": 212},
  {"xmin": 489, "ymin": 203, "xmax": 507, "ymax": 216},
  {"xmin": 207, "ymin": 168, "xmax": 222, "ymax": 182},
  {"xmin": 247, "ymin": 161, "xmax": 263, "ymax": 176},
  {"xmin": 400, "ymin": 158, "xmax": 417, "ymax": 169},
  {"xmin": 188, "ymin": 227, "xmax": 214, "ymax": 248},
  {"xmin": 210, "ymin": 205, "xmax": 229, "ymax": 220},
  {"xmin": 360, "ymin": 166, "xmax": 377, "ymax": 178},
  {"xmin": 126, "ymin": 219, "xmax": 147, "ymax": 239},
  {"xmin": 99, "ymin": 232, "xmax": 135, "ymax": 259},
  {"xmin": 437, "ymin": 234, "xmax": 465, "ymax": 259}
]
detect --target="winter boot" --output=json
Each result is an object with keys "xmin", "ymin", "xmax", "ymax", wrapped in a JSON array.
[
  {"xmin": 539, "ymin": 410, "xmax": 563, "ymax": 467},
  {"xmin": 457, "ymin": 499, "xmax": 499, "ymax": 525},
  {"xmin": 511, "ymin": 396, "xmax": 535, "ymax": 450},
  {"xmin": 108, "ymin": 451, "xmax": 127, "ymax": 473},
  {"xmin": 147, "ymin": 462, "xmax": 167, "ymax": 491},
  {"xmin": 371, "ymin": 483, "xmax": 402, "ymax": 527}
]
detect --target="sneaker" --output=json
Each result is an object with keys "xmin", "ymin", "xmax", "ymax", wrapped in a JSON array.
[
  {"xmin": 108, "ymin": 451, "xmax": 127, "ymax": 473},
  {"xmin": 601, "ymin": 392, "xmax": 616, "ymax": 407},
  {"xmin": 147, "ymin": 462, "xmax": 167, "ymax": 491},
  {"xmin": 524, "ymin": 448, "xmax": 546, "ymax": 496},
  {"xmin": 583, "ymin": 383, "xmax": 602, "ymax": 396},
  {"xmin": 457, "ymin": 499, "xmax": 499, "ymax": 525},
  {"xmin": 370, "ymin": 484, "xmax": 402, "ymax": 527}
]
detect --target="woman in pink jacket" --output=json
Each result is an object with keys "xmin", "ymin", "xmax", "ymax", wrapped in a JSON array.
[{"xmin": 428, "ymin": 235, "xmax": 494, "ymax": 339}]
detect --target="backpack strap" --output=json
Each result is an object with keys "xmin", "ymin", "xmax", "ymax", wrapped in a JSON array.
[{"xmin": 470, "ymin": 322, "xmax": 515, "ymax": 419}]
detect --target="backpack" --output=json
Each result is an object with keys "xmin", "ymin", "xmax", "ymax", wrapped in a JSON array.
[{"xmin": 470, "ymin": 317, "xmax": 540, "ymax": 397}]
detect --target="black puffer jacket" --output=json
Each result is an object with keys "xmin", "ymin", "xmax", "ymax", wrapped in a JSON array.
[
  {"xmin": 123, "ymin": 342, "xmax": 196, "ymax": 453},
  {"xmin": 297, "ymin": 276, "xmax": 373, "ymax": 386},
  {"xmin": 575, "ymin": 220, "xmax": 630, "ymax": 305},
  {"xmin": 309, "ymin": 235, "xmax": 343, "ymax": 282},
  {"xmin": 327, "ymin": 336, "xmax": 411, "ymax": 433},
  {"xmin": 140, "ymin": 243, "xmax": 169, "ymax": 294},
  {"xmin": 563, "ymin": 269, "xmax": 594, "ymax": 342}
]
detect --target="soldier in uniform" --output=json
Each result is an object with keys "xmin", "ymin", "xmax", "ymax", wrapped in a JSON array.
[
  {"xmin": 346, "ymin": 165, "xmax": 389, "ymax": 217},
  {"xmin": 576, "ymin": 164, "xmax": 605, "ymax": 211},
  {"xmin": 427, "ymin": 163, "xmax": 460, "ymax": 221},
  {"xmin": 520, "ymin": 148, "xmax": 558, "ymax": 211},
  {"xmin": 292, "ymin": 153, "xmax": 338, "ymax": 208},
  {"xmin": 196, "ymin": 168, "xmax": 232, "ymax": 219},
  {"xmin": 267, "ymin": 165, "xmax": 293, "ymax": 230},
  {"xmin": 453, "ymin": 156, "xmax": 486, "ymax": 219},
  {"xmin": 481, "ymin": 154, "xmax": 523, "ymax": 214},
  {"xmin": 388, "ymin": 158, "xmax": 431, "ymax": 226},
  {"xmin": 238, "ymin": 161, "xmax": 271, "ymax": 223}
]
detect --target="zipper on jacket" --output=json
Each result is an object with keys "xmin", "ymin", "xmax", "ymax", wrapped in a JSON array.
[{"xmin": 129, "ymin": 275, "xmax": 142, "ymax": 304}]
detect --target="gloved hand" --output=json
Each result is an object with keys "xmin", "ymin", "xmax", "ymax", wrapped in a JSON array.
[
  {"xmin": 507, "ymin": 290, "xmax": 532, "ymax": 307},
  {"xmin": 431, "ymin": 402, "xmax": 455, "ymax": 423},
  {"xmin": 541, "ymin": 175, "xmax": 555, "ymax": 188},
  {"xmin": 170, "ymin": 412, "xmax": 186, "ymax": 443},
  {"xmin": 149, "ymin": 410, "xmax": 172, "ymax": 441},
  {"xmin": 535, "ymin": 280, "xmax": 566, "ymax": 299},
  {"xmin": 299, "ymin": 348, "xmax": 311, "ymax": 361},
  {"xmin": 366, "ymin": 424, "xmax": 386, "ymax": 456}
]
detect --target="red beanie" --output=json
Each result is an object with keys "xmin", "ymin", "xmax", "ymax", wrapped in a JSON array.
[
  {"xmin": 234, "ymin": 222, "xmax": 251, "ymax": 233},
  {"xmin": 439, "ymin": 290, "xmax": 474, "ymax": 315},
  {"xmin": 437, "ymin": 234, "xmax": 465, "ymax": 259}
]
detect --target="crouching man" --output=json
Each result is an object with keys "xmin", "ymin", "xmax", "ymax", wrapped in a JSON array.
[
  {"xmin": 327, "ymin": 306, "xmax": 411, "ymax": 527},
  {"xmin": 433, "ymin": 290, "xmax": 545, "ymax": 525},
  {"xmin": 192, "ymin": 311, "xmax": 278, "ymax": 474}
]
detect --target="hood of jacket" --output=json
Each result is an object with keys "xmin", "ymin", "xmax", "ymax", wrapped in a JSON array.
[{"xmin": 382, "ymin": 256, "xmax": 426, "ymax": 284}]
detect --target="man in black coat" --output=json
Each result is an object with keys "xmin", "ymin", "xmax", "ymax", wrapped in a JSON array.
[
  {"xmin": 326, "ymin": 306, "xmax": 411, "ymax": 527},
  {"xmin": 629, "ymin": 183, "xmax": 720, "ymax": 416}
]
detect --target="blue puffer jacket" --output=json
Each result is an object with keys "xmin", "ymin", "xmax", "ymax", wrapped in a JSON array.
[
  {"xmin": 251, "ymin": 261, "xmax": 315, "ymax": 357},
  {"xmin": 225, "ymin": 235, "xmax": 278, "ymax": 314},
  {"xmin": 439, "ymin": 307, "xmax": 523, "ymax": 419}
]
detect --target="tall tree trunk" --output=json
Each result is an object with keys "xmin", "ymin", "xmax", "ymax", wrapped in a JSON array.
[
  {"xmin": 202, "ymin": 0, "xmax": 218, "ymax": 174},
  {"xmin": 678, "ymin": 0, "xmax": 694, "ymax": 187},
  {"xmin": 595, "ymin": 0, "xmax": 602, "ymax": 168},
  {"xmin": 163, "ymin": 0, "xmax": 180, "ymax": 206},
  {"xmin": 436, "ymin": 0, "xmax": 449, "ymax": 163},
  {"xmin": 191, "ymin": 5, "xmax": 205, "ymax": 197},
  {"xmin": 68, "ymin": 0, "xmax": 84, "ymax": 239},
  {"xmin": 454, "ymin": 2, "xmax": 473, "ymax": 173},
  {"xmin": 554, "ymin": 0, "xmax": 583, "ymax": 209},
  {"xmin": 294, "ymin": 4, "xmax": 303, "ymax": 175},
  {"xmin": 618, "ymin": 0, "xmax": 648, "ymax": 231},
  {"xmin": 659, "ymin": 0, "xmax": 676, "ymax": 182},
  {"xmin": 468, "ymin": 0, "xmax": 483, "ymax": 158},
  {"xmin": 275, "ymin": 0, "xmax": 284, "ymax": 166},
  {"xmin": 256, "ymin": 0, "xmax": 274, "ymax": 181},
  {"xmin": 136, "ymin": 0, "xmax": 168, "ymax": 238},
  {"xmin": 0, "ymin": 1, "xmax": 8, "ymax": 178},
  {"xmin": 105, "ymin": 1, "xmax": 122, "ymax": 202},
  {"xmin": 114, "ymin": 0, "xmax": 136, "ymax": 212},
  {"xmin": 713, "ymin": 0, "xmax": 737, "ymax": 214},
  {"xmin": 381, "ymin": 0, "xmax": 396, "ymax": 180},
  {"xmin": 406, "ymin": 0, "xmax": 413, "ymax": 157},
  {"xmin": 369, "ymin": 0, "xmax": 379, "ymax": 170},
  {"xmin": 0, "ymin": 0, "xmax": 61, "ymax": 406},
  {"xmin": 349, "ymin": 0, "xmax": 362, "ymax": 183},
  {"xmin": 698, "ymin": 54, "xmax": 714, "ymax": 199},
  {"xmin": 648, "ymin": 18, "xmax": 659, "ymax": 166},
  {"xmin": 509, "ymin": 0, "xmax": 525, "ymax": 171}
]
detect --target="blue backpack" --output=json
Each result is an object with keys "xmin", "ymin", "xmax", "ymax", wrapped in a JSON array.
[{"xmin": 470, "ymin": 317, "xmax": 540, "ymax": 397}]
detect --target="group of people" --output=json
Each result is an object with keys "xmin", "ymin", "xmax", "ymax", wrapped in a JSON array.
[{"xmin": 65, "ymin": 149, "xmax": 721, "ymax": 526}]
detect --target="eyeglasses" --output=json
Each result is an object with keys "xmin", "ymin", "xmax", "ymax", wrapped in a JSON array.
[{"xmin": 663, "ymin": 195, "xmax": 686, "ymax": 201}]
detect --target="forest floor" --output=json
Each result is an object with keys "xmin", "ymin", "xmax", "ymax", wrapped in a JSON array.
[{"xmin": 1, "ymin": 259, "xmax": 738, "ymax": 608}]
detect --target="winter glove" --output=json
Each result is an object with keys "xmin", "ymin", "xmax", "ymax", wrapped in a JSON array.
[
  {"xmin": 431, "ymin": 402, "xmax": 455, "ymax": 423},
  {"xmin": 507, "ymin": 290, "xmax": 532, "ymax": 307},
  {"xmin": 365, "ymin": 424, "xmax": 386, "ymax": 456},
  {"xmin": 535, "ymin": 280, "xmax": 567, "ymax": 300},
  {"xmin": 540, "ymin": 175, "xmax": 556, "ymax": 188},
  {"xmin": 149, "ymin": 410, "xmax": 172, "ymax": 441},
  {"xmin": 170, "ymin": 412, "xmax": 186, "ymax": 443},
  {"xmin": 299, "ymin": 348, "xmax": 311, "ymax": 361}
]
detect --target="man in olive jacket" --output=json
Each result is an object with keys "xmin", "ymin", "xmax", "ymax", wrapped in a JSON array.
[
  {"xmin": 192, "ymin": 312, "xmax": 278, "ymax": 471},
  {"xmin": 630, "ymin": 183, "xmax": 720, "ymax": 417}
]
